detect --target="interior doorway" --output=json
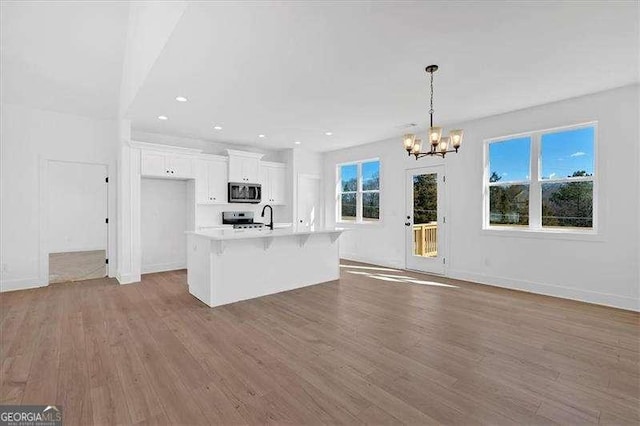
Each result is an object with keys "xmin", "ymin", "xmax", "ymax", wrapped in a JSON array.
[
  {"xmin": 405, "ymin": 165, "xmax": 446, "ymax": 275},
  {"xmin": 297, "ymin": 174, "xmax": 321, "ymax": 231},
  {"xmin": 46, "ymin": 161, "xmax": 108, "ymax": 283},
  {"xmin": 140, "ymin": 178, "xmax": 188, "ymax": 274}
]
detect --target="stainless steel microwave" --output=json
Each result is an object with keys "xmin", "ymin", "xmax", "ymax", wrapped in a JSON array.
[{"xmin": 228, "ymin": 182, "xmax": 261, "ymax": 204}]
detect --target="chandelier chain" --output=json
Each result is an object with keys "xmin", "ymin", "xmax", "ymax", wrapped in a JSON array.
[{"xmin": 429, "ymin": 71, "xmax": 434, "ymax": 115}]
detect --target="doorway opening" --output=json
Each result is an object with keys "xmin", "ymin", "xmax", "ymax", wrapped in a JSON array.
[
  {"xmin": 46, "ymin": 161, "xmax": 108, "ymax": 283},
  {"xmin": 297, "ymin": 174, "xmax": 322, "ymax": 231},
  {"xmin": 140, "ymin": 177, "xmax": 188, "ymax": 274},
  {"xmin": 405, "ymin": 165, "xmax": 446, "ymax": 275}
]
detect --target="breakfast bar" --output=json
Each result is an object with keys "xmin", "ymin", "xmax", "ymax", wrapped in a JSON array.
[{"xmin": 186, "ymin": 228, "xmax": 344, "ymax": 307}]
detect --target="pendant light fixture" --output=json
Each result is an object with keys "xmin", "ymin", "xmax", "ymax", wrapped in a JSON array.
[{"xmin": 403, "ymin": 65, "xmax": 463, "ymax": 159}]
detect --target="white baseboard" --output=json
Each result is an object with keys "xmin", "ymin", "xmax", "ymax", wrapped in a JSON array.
[
  {"xmin": 116, "ymin": 272, "xmax": 140, "ymax": 285},
  {"xmin": 141, "ymin": 261, "xmax": 186, "ymax": 274},
  {"xmin": 448, "ymin": 269, "xmax": 640, "ymax": 312},
  {"xmin": 339, "ymin": 254, "xmax": 639, "ymax": 312},
  {"xmin": 340, "ymin": 252, "xmax": 404, "ymax": 270},
  {"xmin": 0, "ymin": 277, "xmax": 44, "ymax": 293}
]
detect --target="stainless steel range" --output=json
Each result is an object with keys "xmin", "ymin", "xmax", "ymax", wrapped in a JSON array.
[{"xmin": 222, "ymin": 211, "xmax": 264, "ymax": 229}]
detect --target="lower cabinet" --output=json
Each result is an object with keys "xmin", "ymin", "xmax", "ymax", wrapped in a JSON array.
[{"xmin": 195, "ymin": 157, "xmax": 228, "ymax": 204}]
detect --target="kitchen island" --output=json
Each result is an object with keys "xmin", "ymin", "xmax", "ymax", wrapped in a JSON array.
[{"xmin": 186, "ymin": 228, "xmax": 345, "ymax": 307}]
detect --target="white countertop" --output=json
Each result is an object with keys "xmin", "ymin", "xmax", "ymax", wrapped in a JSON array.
[{"xmin": 187, "ymin": 227, "xmax": 345, "ymax": 241}]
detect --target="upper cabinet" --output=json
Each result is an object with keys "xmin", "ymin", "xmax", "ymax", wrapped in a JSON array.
[
  {"xmin": 141, "ymin": 150, "xmax": 194, "ymax": 178},
  {"xmin": 261, "ymin": 162, "xmax": 286, "ymax": 205},
  {"xmin": 137, "ymin": 145, "xmax": 287, "ymax": 206},
  {"xmin": 140, "ymin": 151, "xmax": 166, "ymax": 176},
  {"xmin": 227, "ymin": 149, "xmax": 264, "ymax": 183},
  {"xmin": 195, "ymin": 156, "xmax": 228, "ymax": 204}
]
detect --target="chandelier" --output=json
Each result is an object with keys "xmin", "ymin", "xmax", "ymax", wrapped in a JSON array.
[{"xmin": 403, "ymin": 65, "xmax": 463, "ymax": 159}]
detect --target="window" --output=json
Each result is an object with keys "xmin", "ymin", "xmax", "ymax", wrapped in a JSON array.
[
  {"xmin": 488, "ymin": 137, "xmax": 531, "ymax": 226},
  {"xmin": 540, "ymin": 127, "xmax": 595, "ymax": 228},
  {"xmin": 337, "ymin": 159, "xmax": 380, "ymax": 223},
  {"xmin": 485, "ymin": 123, "xmax": 596, "ymax": 232}
]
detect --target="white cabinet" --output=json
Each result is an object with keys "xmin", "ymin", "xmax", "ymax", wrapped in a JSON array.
[
  {"xmin": 228, "ymin": 156, "xmax": 260, "ymax": 183},
  {"xmin": 140, "ymin": 149, "xmax": 286, "ymax": 207},
  {"xmin": 141, "ymin": 150, "xmax": 194, "ymax": 178},
  {"xmin": 169, "ymin": 155, "xmax": 193, "ymax": 178},
  {"xmin": 261, "ymin": 162, "xmax": 286, "ymax": 205},
  {"xmin": 141, "ymin": 151, "xmax": 166, "ymax": 176},
  {"xmin": 270, "ymin": 166, "xmax": 286, "ymax": 204},
  {"xmin": 208, "ymin": 161, "xmax": 228, "ymax": 203},
  {"xmin": 195, "ymin": 157, "xmax": 228, "ymax": 204},
  {"xmin": 227, "ymin": 150, "xmax": 263, "ymax": 183}
]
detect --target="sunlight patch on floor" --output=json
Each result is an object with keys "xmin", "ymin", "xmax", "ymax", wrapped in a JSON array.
[
  {"xmin": 369, "ymin": 275, "xmax": 403, "ymax": 282},
  {"xmin": 403, "ymin": 279, "xmax": 457, "ymax": 288},
  {"xmin": 344, "ymin": 269, "xmax": 458, "ymax": 288}
]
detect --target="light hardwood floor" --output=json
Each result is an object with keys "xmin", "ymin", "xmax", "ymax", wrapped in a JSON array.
[
  {"xmin": 49, "ymin": 250, "xmax": 106, "ymax": 284},
  {"xmin": 1, "ymin": 260, "xmax": 638, "ymax": 425}
]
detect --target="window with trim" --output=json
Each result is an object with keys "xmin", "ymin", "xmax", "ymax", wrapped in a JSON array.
[
  {"xmin": 485, "ymin": 123, "xmax": 596, "ymax": 231},
  {"xmin": 337, "ymin": 160, "xmax": 380, "ymax": 223}
]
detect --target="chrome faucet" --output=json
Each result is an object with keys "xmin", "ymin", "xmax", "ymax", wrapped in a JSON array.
[{"xmin": 261, "ymin": 204, "xmax": 274, "ymax": 230}]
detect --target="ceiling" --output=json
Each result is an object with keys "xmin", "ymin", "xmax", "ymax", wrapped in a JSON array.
[
  {"xmin": 1, "ymin": 1, "xmax": 638, "ymax": 151},
  {"xmin": 127, "ymin": 1, "xmax": 639, "ymax": 151},
  {"xmin": 0, "ymin": 1, "xmax": 129, "ymax": 119}
]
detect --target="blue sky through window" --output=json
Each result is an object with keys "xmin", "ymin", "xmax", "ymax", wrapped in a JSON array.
[
  {"xmin": 541, "ymin": 127, "xmax": 594, "ymax": 179},
  {"xmin": 340, "ymin": 164, "xmax": 357, "ymax": 191},
  {"xmin": 489, "ymin": 137, "xmax": 531, "ymax": 182},
  {"xmin": 362, "ymin": 161, "xmax": 380, "ymax": 190}
]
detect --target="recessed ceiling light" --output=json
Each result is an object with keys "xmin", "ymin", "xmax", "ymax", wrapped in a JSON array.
[
  {"xmin": 158, "ymin": 115, "xmax": 168, "ymax": 120},
  {"xmin": 175, "ymin": 96, "xmax": 188, "ymax": 102},
  {"xmin": 294, "ymin": 141, "xmax": 301, "ymax": 145},
  {"xmin": 213, "ymin": 125, "xmax": 222, "ymax": 130},
  {"xmin": 258, "ymin": 134, "xmax": 265, "ymax": 138},
  {"xmin": 325, "ymin": 131, "xmax": 333, "ymax": 136}
]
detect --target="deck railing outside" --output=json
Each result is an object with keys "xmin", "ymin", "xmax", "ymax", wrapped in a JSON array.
[{"xmin": 413, "ymin": 222, "xmax": 438, "ymax": 257}]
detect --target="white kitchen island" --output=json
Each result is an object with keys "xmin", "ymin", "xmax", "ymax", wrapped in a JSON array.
[{"xmin": 186, "ymin": 228, "xmax": 345, "ymax": 307}]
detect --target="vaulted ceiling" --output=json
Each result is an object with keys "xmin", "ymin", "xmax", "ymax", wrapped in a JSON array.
[
  {"xmin": 2, "ymin": 1, "xmax": 638, "ymax": 151},
  {"xmin": 126, "ymin": 1, "xmax": 640, "ymax": 151},
  {"xmin": 1, "ymin": 1, "xmax": 129, "ymax": 119}
]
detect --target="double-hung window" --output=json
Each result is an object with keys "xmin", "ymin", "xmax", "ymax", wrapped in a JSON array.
[
  {"xmin": 485, "ymin": 122, "xmax": 596, "ymax": 232},
  {"xmin": 337, "ymin": 159, "xmax": 380, "ymax": 223}
]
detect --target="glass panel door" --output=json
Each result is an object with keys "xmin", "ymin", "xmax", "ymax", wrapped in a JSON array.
[{"xmin": 406, "ymin": 165, "xmax": 445, "ymax": 274}]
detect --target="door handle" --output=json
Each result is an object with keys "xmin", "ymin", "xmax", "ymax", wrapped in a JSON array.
[{"xmin": 405, "ymin": 222, "xmax": 411, "ymax": 226}]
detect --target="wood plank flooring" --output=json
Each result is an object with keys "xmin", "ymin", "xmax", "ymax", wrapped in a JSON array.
[
  {"xmin": 1, "ymin": 260, "xmax": 638, "ymax": 425},
  {"xmin": 49, "ymin": 250, "xmax": 106, "ymax": 283}
]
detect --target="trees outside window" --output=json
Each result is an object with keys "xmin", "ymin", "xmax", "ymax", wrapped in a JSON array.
[
  {"xmin": 338, "ymin": 160, "xmax": 380, "ymax": 223},
  {"xmin": 485, "ymin": 124, "xmax": 596, "ymax": 232},
  {"xmin": 412, "ymin": 174, "xmax": 437, "ymax": 224}
]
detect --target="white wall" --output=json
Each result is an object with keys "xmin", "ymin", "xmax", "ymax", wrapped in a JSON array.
[
  {"xmin": 0, "ymin": 103, "xmax": 118, "ymax": 291},
  {"xmin": 637, "ymin": 85, "xmax": 640, "ymax": 292},
  {"xmin": 141, "ymin": 178, "xmax": 187, "ymax": 273},
  {"xmin": 323, "ymin": 85, "xmax": 640, "ymax": 311},
  {"xmin": 288, "ymin": 148, "xmax": 324, "ymax": 228}
]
